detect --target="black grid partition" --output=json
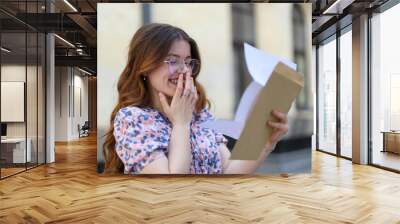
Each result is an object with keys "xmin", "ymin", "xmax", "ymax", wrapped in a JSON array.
[{"xmin": 0, "ymin": 0, "xmax": 47, "ymax": 179}]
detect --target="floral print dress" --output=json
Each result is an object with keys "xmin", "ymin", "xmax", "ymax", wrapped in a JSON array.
[{"xmin": 113, "ymin": 106, "xmax": 227, "ymax": 174}]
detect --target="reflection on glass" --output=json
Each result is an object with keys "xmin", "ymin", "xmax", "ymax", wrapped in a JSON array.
[
  {"xmin": 340, "ymin": 30, "xmax": 352, "ymax": 158},
  {"xmin": 371, "ymin": 3, "xmax": 400, "ymax": 171},
  {"xmin": 0, "ymin": 1, "xmax": 46, "ymax": 179},
  {"xmin": 38, "ymin": 33, "xmax": 46, "ymax": 165},
  {"xmin": 390, "ymin": 75, "xmax": 400, "ymax": 130},
  {"xmin": 27, "ymin": 32, "xmax": 38, "ymax": 169},
  {"xmin": 1, "ymin": 32, "xmax": 27, "ymax": 177},
  {"xmin": 318, "ymin": 38, "xmax": 337, "ymax": 154}
]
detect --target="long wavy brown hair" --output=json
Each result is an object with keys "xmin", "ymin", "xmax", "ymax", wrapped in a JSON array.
[{"xmin": 102, "ymin": 23, "xmax": 210, "ymax": 174}]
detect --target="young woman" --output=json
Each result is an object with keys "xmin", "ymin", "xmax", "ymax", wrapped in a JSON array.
[{"xmin": 103, "ymin": 23, "xmax": 288, "ymax": 174}]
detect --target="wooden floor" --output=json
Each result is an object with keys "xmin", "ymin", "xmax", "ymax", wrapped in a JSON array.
[
  {"xmin": 1, "ymin": 163, "xmax": 45, "ymax": 178},
  {"xmin": 1, "ymin": 167, "xmax": 26, "ymax": 178},
  {"xmin": 1, "ymin": 135, "xmax": 400, "ymax": 223}
]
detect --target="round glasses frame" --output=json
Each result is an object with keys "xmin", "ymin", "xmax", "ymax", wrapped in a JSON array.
[{"xmin": 163, "ymin": 57, "xmax": 200, "ymax": 76}]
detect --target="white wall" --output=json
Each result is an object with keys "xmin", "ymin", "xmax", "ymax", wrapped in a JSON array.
[
  {"xmin": 73, "ymin": 72, "xmax": 89, "ymax": 138},
  {"xmin": 1, "ymin": 65, "xmax": 36, "ymax": 137},
  {"xmin": 55, "ymin": 67, "xmax": 68, "ymax": 141},
  {"xmin": 54, "ymin": 67, "xmax": 89, "ymax": 141},
  {"xmin": 1, "ymin": 65, "xmax": 27, "ymax": 149},
  {"xmin": 1, "ymin": 63, "xmax": 46, "ymax": 163}
]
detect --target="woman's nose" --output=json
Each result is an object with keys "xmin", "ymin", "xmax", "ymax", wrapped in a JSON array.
[{"xmin": 176, "ymin": 64, "xmax": 189, "ymax": 73}]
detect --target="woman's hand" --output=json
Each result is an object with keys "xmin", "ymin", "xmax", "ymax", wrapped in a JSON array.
[
  {"xmin": 159, "ymin": 72, "xmax": 198, "ymax": 127},
  {"xmin": 265, "ymin": 109, "xmax": 289, "ymax": 151}
]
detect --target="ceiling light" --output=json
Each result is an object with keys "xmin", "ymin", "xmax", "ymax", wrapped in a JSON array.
[
  {"xmin": 323, "ymin": 0, "xmax": 342, "ymax": 14},
  {"xmin": 54, "ymin": 34, "xmax": 75, "ymax": 48},
  {"xmin": 63, "ymin": 0, "xmax": 78, "ymax": 12},
  {"xmin": 78, "ymin": 67, "xmax": 92, "ymax": 76},
  {"xmin": 322, "ymin": 0, "xmax": 354, "ymax": 15},
  {"xmin": 1, "ymin": 47, "xmax": 11, "ymax": 53}
]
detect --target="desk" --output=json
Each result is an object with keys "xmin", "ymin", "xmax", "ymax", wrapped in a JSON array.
[
  {"xmin": 1, "ymin": 138, "xmax": 31, "ymax": 163},
  {"xmin": 382, "ymin": 131, "xmax": 400, "ymax": 154}
]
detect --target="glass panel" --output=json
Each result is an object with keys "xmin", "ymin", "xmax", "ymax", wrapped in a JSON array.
[
  {"xmin": 340, "ymin": 29, "xmax": 352, "ymax": 158},
  {"xmin": 1, "ymin": 31, "xmax": 27, "ymax": 177},
  {"xmin": 27, "ymin": 0, "xmax": 39, "ymax": 169},
  {"xmin": 371, "ymin": 4, "xmax": 400, "ymax": 171},
  {"xmin": 318, "ymin": 37, "xmax": 337, "ymax": 154},
  {"xmin": 0, "ymin": 1, "xmax": 46, "ymax": 178},
  {"xmin": 38, "ymin": 32, "xmax": 45, "ymax": 165},
  {"xmin": 27, "ymin": 31, "xmax": 38, "ymax": 169}
]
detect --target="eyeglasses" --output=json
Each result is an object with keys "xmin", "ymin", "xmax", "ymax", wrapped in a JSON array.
[{"xmin": 163, "ymin": 57, "xmax": 200, "ymax": 76}]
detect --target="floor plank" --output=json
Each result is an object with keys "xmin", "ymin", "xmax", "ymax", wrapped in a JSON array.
[{"xmin": 0, "ymin": 134, "xmax": 399, "ymax": 223}]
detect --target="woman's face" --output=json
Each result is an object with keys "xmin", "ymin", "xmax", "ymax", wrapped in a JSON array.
[{"xmin": 147, "ymin": 39, "xmax": 192, "ymax": 98}]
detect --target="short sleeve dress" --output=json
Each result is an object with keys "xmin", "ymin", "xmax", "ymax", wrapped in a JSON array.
[{"xmin": 113, "ymin": 106, "xmax": 228, "ymax": 174}]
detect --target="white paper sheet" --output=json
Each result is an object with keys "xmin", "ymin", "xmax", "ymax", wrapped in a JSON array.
[
  {"xmin": 201, "ymin": 43, "xmax": 297, "ymax": 139},
  {"xmin": 244, "ymin": 43, "xmax": 297, "ymax": 86},
  {"xmin": 203, "ymin": 119, "xmax": 244, "ymax": 140},
  {"xmin": 234, "ymin": 81, "xmax": 263, "ymax": 123}
]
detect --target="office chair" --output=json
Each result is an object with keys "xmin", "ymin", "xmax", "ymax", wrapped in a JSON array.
[{"xmin": 79, "ymin": 121, "xmax": 90, "ymax": 138}]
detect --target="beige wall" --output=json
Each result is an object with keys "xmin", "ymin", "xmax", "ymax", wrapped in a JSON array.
[
  {"xmin": 256, "ymin": 4, "xmax": 294, "ymax": 60},
  {"xmin": 152, "ymin": 4, "xmax": 235, "ymax": 119},
  {"xmin": 97, "ymin": 3, "xmax": 142, "ymax": 161}
]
